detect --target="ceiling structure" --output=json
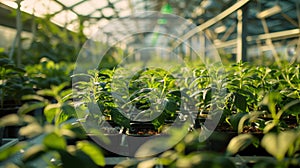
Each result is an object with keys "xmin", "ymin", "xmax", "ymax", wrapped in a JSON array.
[{"xmin": 0, "ymin": 0, "xmax": 299, "ymax": 61}]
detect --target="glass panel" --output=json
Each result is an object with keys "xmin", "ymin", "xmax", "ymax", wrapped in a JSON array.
[
  {"xmin": 50, "ymin": 10, "xmax": 77, "ymax": 26},
  {"xmin": 21, "ymin": 0, "xmax": 62, "ymax": 16},
  {"xmin": 102, "ymin": 7, "xmax": 115, "ymax": 17},
  {"xmin": 73, "ymin": 1, "xmax": 95, "ymax": 16},
  {"xmin": 90, "ymin": 0, "xmax": 108, "ymax": 9}
]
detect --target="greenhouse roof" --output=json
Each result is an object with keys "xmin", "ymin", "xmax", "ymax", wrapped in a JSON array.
[
  {"xmin": 0, "ymin": 0, "xmax": 299, "ymax": 48},
  {"xmin": 1, "ymin": 0, "xmax": 163, "ymax": 36}
]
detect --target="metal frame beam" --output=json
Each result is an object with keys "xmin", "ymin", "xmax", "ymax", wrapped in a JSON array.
[
  {"xmin": 214, "ymin": 28, "xmax": 300, "ymax": 49},
  {"xmin": 236, "ymin": 4, "xmax": 248, "ymax": 62},
  {"xmin": 172, "ymin": 0, "xmax": 250, "ymax": 49}
]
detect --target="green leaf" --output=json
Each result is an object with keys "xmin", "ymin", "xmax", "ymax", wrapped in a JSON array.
[
  {"xmin": 55, "ymin": 104, "xmax": 76, "ymax": 125},
  {"xmin": 203, "ymin": 88, "xmax": 212, "ymax": 105},
  {"xmin": 18, "ymin": 102, "xmax": 46, "ymax": 115},
  {"xmin": 286, "ymin": 90, "xmax": 299, "ymax": 99},
  {"xmin": 261, "ymin": 92, "xmax": 282, "ymax": 120},
  {"xmin": 43, "ymin": 132, "xmax": 66, "ymax": 150},
  {"xmin": 37, "ymin": 89, "xmax": 55, "ymax": 97},
  {"xmin": 19, "ymin": 122, "xmax": 43, "ymax": 138},
  {"xmin": 44, "ymin": 104, "xmax": 60, "ymax": 123},
  {"xmin": 234, "ymin": 92, "xmax": 247, "ymax": 111},
  {"xmin": 76, "ymin": 141, "xmax": 105, "ymax": 167},
  {"xmin": 61, "ymin": 89, "xmax": 73, "ymax": 101},
  {"xmin": 21, "ymin": 94, "xmax": 47, "ymax": 102},
  {"xmin": 226, "ymin": 134, "xmax": 255, "ymax": 156},
  {"xmin": 229, "ymin": 112, "xmax": 247, "ymax": 131},
  {"xmin": 22, "ymin": 145, "xmax": 46, "ymax": 162},
  {"xmin": 261, "ymin": 131, "xmax": 297, "ymax": 161},
  {"xmin": 52, "ymin": 82, "xmax": 70, "ymax": 95},
  {"xmin": 263, "ymin": 121, "xmax": 277, "ymax": 133},
  {"xmin": 152, "ymin": 112, "xmax": 166, "ymax": 129},
  {"xmin": 0, "ymin": 114, "xmax": 21, "ymax": 127},
  {"xmin": 239, "ymin": 89, "xmax": 256, "ymax": 101}
]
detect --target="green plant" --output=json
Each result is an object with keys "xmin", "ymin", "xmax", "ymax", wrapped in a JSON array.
[
  {"xmin": 18, "ymin": 82, "xmax": 75, "ymax": 126},
  {"xmin": 25, "ymin": 59, "xmax": 74, "ymax": 90},
  {"xmin": 214, "ymin": 62, "xmax": 300, "ymax": 133},
  {"xmin": 223, "ymin": 62, "xmax": 261, "ymax": 113},
  {"xmin": 0, "ymin": 53, "xmax": 34, "ymax": 108},
  {"xmin": 73, "ymin": 67, "xmax": 182, "ymax": 132},
  {"xmin": 125, "ymin": 68, "xmax": 181, "ymax": 128},
  {"xmin": 72, "ymin": 62, "xmax": 300, "ymax": 134},
  {"xmin": 72, "ymin": 69, "xmax": 123, "ymax": 127},
  {"xmin": 0, "ymin": 83, "xmax": 106, "ymax": 167},
  {"xmin": 226, "ymin": 133, "xmax": 259, "ymax": 156},
  {"xmin": 279, "ymin": 63, "xmax": 300, "ymax": 122},
  {"xmin": 259, "ymin": 92, "xmax": 300, "ymax": 133}
]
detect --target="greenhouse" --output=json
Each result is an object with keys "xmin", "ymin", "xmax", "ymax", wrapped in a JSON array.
[{"xmin": 0, "ymin": 0, "xmax": 300, "ymax": 167}]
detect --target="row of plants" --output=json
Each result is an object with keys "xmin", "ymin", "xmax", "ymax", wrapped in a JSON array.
[
  {"xmin": 222, "ymin": 62, "xmax": 300, "ymax": 134},
  {"xmin": 72, "ymin": 61, "xmax": 300, "ymax": 135},
  {"xmin": 0, "ymin": 50, "xmax": 74, "ymax": 141},
  {"xmin": 0, "ymin": 83, "xmax": 105, "ymax": 167},
  {"xmin": 72, "ymin": 67, "xmax": 183, "ymax": 133},
  {"xmin": 1, "ymin": 92, "xmax": 300, "ymax": 168},
  {"xmin": 1, "ymin": 60, "xmax": 300, "ymax": 167},
  {"xmin": 0, "ymin": 51, "xmax": 74, "ymax": 108}
]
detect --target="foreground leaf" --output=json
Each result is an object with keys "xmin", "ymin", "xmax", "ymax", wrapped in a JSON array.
[
  {"xmin": 18, "ymin": 102, "xmax": 46, "ymax": 115},
  {"xmin": 0, "ymin": 114, "xmax": 21, "ymax": 127},
  {"xmin": 76, "ymin": 141, "xmax": 105, "ymax": 166},
  {"xmin": 22, "ymin": 144, "xmax": 46, "ymax": 162},
  {"xmin": 261, "ymin": 131, "xmax": 297, "ymax": 161},
  {"xmin": 19, "ymin": 123, "xmax": 43, "ymax": 138},
  {"xmin": 43, "ymin": 132, "xmax": 66, "ymax": 150},
  {"xmin": 226, "ymin": 134, "xmax": 255, "ymax": 156},
  {"xmin": 44, "ymin": 104, "xmax": 60, "ymax": 123}
]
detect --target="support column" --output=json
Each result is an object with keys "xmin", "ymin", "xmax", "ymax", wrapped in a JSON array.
[
  {"xmin": 236, "ymin": 3, "xmax": 248, "ymax": 62},
  {"xmin": 296, "ymin": 0, "xmax": 300, "ymax": 62},
  {"xmin": 16, "ymin": 0, "xmax": 22, "ymax": 67},
  {"xmin": 199, "ymin": 31, "xmax": 205, "ymax": 60}
]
